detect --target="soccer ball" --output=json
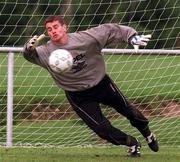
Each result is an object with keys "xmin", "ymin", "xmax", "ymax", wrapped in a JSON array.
[{"xmin": 49, "ymin": 49, "xmax": 73, "ymax": 73}]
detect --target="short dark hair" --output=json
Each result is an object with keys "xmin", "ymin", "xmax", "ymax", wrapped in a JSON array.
[{"xmin": 44, "ymin": 16, "xmax": 65, "ymax": 26}]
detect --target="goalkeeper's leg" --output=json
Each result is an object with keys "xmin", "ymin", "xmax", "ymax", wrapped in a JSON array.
[
  {"xmin": 99, "ymin": 75, "xmax": 159, "ymax": 152},
  {"xmin": 65, "ymin": 90, "xmax": 141, "ymax": 157}
]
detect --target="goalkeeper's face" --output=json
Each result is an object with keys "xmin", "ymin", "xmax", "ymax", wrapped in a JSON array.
[{"xmin": 46, "ymin": 20, "xmax": 68, "ymax": 44}]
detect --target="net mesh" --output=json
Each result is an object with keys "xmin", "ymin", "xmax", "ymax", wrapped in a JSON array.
[{"xmin": 0, "ymin": 0, "xmax": 180, "ymax": 147}]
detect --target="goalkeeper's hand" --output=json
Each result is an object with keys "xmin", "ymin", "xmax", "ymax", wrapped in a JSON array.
[
  {"xmin": 130, "ymin": 34, "xmax": 152, "ymax": 52},
  {"xmin": 25, "ymin": 34, "xmax": 45, "ymax": 51},
  {"xmin": 25, "ymin": 35, "xmax": 39, "ymax": 51}
]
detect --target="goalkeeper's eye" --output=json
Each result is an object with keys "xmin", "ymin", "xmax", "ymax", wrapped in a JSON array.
[
  {"xmin": 53, "ymin": 24, "xmax": 59, "ymax": 29},
  {"xmin": 47, "ymin": 27, "xmax": 52, "ymax": 32}
]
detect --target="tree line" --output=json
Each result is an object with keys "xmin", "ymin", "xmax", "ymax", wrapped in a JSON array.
[{"xmin": 0, "ymin": 0, "xmax": 179, "ymax": 48}]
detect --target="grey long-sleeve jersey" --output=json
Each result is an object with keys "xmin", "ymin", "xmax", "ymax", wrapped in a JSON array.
[{"xmin": 23, "ymin": 23, "xmax": 137, "ymax": 91}]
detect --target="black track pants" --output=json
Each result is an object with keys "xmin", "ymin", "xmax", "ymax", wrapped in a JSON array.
[{"xmin": 65, "ymin": 74, "xmax": 149, "ymax": 146}]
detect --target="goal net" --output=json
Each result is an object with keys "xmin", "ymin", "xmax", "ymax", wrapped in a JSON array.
[{"xmin": 0, "ymin": 0, "xmax": 180, "ymax": 147}]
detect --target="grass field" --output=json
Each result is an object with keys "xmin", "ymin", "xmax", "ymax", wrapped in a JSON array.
[
  {"xmin": 0, "ymin": 54, "xmax": 180, "ymax": 161},
  {"xmin": 1, "ymin": 117, "xmax": 177, "ymax": 146},
  {"xmin": 1, "ymin": 54, "xmax": 180, "ymax": 103},
  {"xmin": 0, "ymin": 147, "xmax": 180, "ymax": 162}
]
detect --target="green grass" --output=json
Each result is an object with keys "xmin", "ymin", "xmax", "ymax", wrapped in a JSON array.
[
  {"xmin": 1, "ymin": 54, "xmax": 180, "ymax": 104},
  {"xmin": 1, "ymin": 117, "xmax": 180, "ymax": 147},
  {"xmin": 106, "ymin": 54, "xmax": 180, "ymax": 100},
  {"xmin": 0, "ymin": 54, "xmax": 180, "ymax": 161},
  {"xmin": 0, "ymin": 147, "xmax": 180, "ymax": 162},
  {"xmin": 1, "ymin": 53, "xmax": 180, "ymax": 146}
]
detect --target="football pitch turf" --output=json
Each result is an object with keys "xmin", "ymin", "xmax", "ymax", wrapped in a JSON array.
[
  {"xmin": 0, "ymin": 147, "xmax": 180, "ymax": 162},
  {"xmin": 0, "ymin": 54, "xmax": 180, "ymax": 162}
]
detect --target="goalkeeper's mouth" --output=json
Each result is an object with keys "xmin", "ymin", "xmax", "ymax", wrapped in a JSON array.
[{"xmin": 53, "ymin": 34, "xmax": 58, "ymax": 38}]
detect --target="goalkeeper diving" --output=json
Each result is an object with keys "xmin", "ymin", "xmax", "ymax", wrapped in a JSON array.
[{"xmin": 23, "ymin": 15, "xmax": 158, "ymax": 157}]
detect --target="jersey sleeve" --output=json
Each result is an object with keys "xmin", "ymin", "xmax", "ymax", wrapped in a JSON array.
[
  {"xmin": 23, "ymin": 45, "xmax": 48, "ymax": 69},
  {"xmin": 83, "ymin": 23, "xmax": 137, "ymax": 48},
  {"xmin": 23, "ymin": 47, "xmax": 40, "ymax": 65}
]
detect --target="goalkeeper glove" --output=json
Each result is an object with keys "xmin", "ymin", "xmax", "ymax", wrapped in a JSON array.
[
  {"xmin": 130, "ymin": 34, "xmax": 152, "ymax": 52},
  {"xmin": 26, "ymin": 34, "xmax": 45, "ymax": 51}
]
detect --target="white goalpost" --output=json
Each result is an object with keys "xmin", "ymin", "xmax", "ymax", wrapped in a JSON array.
[{"xmin": 0, "ymin": 0, "xmax": 180, "ymax": 148}]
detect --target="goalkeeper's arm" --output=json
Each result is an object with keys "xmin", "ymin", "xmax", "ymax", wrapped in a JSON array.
[{"xmin": 23, "ymin": 34, "xmax": 45, "ymax": 64}]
